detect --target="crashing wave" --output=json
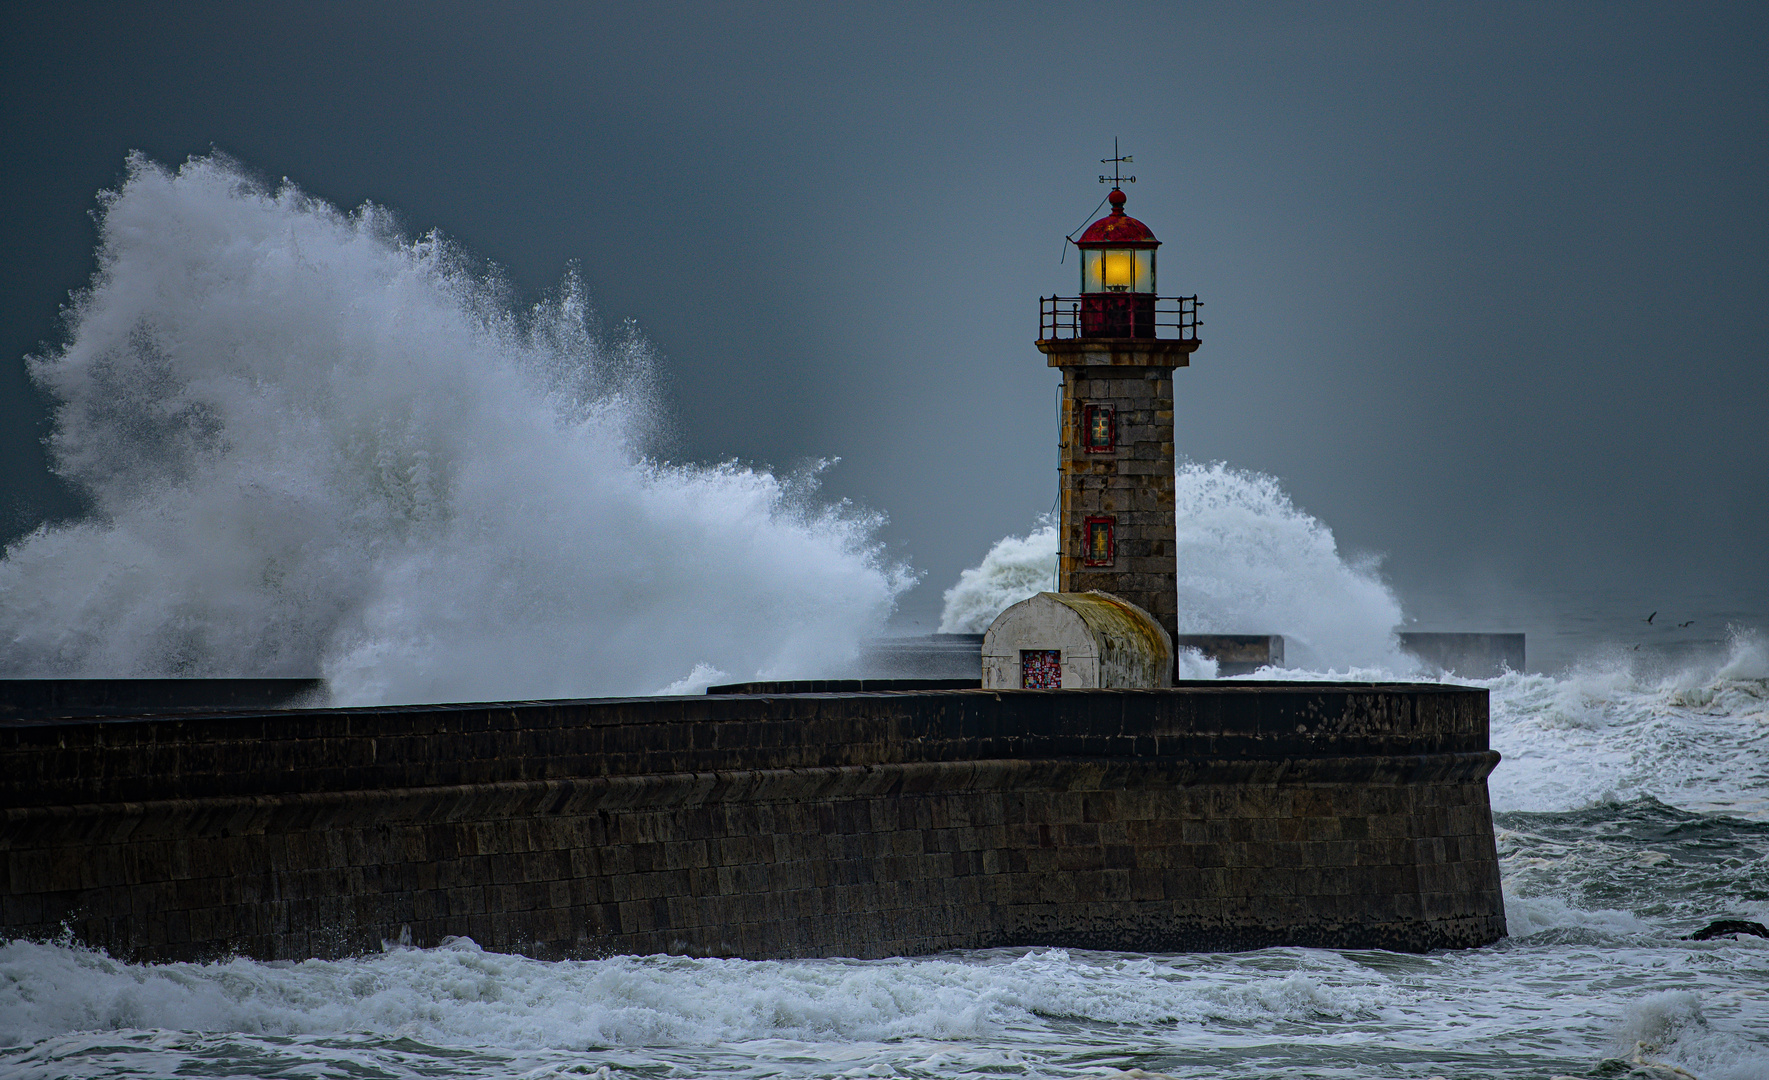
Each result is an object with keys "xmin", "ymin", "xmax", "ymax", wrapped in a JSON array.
[{"xmin": 0, "ymin": 153, "xmax": 911, "ymax": 703}]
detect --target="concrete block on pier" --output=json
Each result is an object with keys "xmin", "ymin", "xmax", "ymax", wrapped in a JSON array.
[
  {"xmin": 1173, "ymin": 635, "xmax": 1286, "ymax": 676},
  {"xmin": 856, "ymin": 634, "xmax": 985, "ymax": 678},
  {"xmin": 1399, "ymin": 633, "xmax": 1526, "ymax": 677}
]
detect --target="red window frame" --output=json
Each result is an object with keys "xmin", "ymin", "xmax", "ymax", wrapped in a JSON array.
[
  {"xmin": 1081, "ymin": 403, "xmax": 1115, "ymax": 454},
  {"xmin": 1083, "ymin": 516, "xmax": 1115, "ymax": 566}
]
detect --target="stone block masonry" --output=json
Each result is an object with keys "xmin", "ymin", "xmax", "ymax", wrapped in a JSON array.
[
  {"xmin": 0, "ymin": 684, "xmax": 1505, "ymax": 961},
  {"xmin": 1039, "ymin": 337, "xmax": 1198, "ymax": 652}
]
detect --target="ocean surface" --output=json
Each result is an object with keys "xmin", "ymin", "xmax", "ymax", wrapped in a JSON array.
[{"xmin": 3, "ymin": 154, "xmax": 1766, "ymax": 1079}]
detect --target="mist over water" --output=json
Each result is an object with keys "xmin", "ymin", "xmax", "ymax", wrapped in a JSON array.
[{"xmin": 0, "ymin": 154, "xmax": 910, "ymax": 702}]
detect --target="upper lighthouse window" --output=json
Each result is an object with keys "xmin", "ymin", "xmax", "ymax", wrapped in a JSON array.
[
  {"xmin": 1082, "ymin": 403, "xmax": 1115, "ymax": 453},
  {"xmin": 1081, "ymin": 248, "xmax": 1155, "ymax": 294}
]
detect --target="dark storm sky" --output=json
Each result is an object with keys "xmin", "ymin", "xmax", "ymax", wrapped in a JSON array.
[{"xmin": 4, "ymin": 1, "xmax": 1766, "ymax": 630}]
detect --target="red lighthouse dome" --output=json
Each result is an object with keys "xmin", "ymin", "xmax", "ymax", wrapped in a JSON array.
[{"xmin": 1076, "ymin": 188, "xmax": 1159, "ymax": 248}]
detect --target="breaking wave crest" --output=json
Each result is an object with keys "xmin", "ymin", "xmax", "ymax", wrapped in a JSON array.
[
  {"xmin": 937, "ymin": 522, "xmax": 1058, "ymax": 636},
  {"xmin": 0, "ymin": 153, "xmax": 911, "ymax": 703},
  {"xmin": 1487, "ymin": 629, "xmax": 1769, "ymax": 817}
]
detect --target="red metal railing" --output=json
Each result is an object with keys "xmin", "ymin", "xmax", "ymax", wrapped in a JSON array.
[{"xmin": 1039, "ymin": 295, "xmax": 1202, "ymax": 341}]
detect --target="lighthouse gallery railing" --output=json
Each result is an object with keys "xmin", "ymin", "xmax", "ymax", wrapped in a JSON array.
[{"xmin": 1038, "ymin": 295, "xmax": 1201, "ymax": 342}]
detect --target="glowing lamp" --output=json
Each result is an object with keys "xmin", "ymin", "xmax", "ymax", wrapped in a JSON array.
[{"xmin": 1081, "ymin": 243, "xmax": 1154, "ymax": 294}]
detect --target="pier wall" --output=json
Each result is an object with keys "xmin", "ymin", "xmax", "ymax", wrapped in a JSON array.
[
  {"xmin": 0, "ymin": 678, "xmax": 325, "ymax": 722},
  {"xmin": 854, "ymin": 634, "xmax": 1288, "ymax": 678},
  {"xmin": 0, "ymin": 685, "xmax": 1505, "ymax": 961}
]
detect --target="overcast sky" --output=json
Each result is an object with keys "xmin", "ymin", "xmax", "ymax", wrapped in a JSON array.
[{"xmin": 4, "ymin": 1, "xmax": 1765, "ymax": 639}]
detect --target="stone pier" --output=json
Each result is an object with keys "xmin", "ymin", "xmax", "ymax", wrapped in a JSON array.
[{"xmin": 0, "ymin": 683, "xmax": 1505, "ymax": 962}]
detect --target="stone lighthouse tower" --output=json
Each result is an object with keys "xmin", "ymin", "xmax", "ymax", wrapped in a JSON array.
[{"xmin": 1036, "ymin": 162, "xmax": 1200, "ymax": 652}]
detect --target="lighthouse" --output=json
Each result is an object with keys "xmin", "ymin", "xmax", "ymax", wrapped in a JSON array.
[{"xmin": 1037, "ymin": 153, "xmax": 1200, "ymax": 658}]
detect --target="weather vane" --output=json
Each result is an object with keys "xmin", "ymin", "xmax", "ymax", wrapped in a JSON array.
[{"xmin": 1099, "ymin": 137, "xmax": 1135, "ymax": 187}]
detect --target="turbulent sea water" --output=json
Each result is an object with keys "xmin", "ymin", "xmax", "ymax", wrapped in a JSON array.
[{"xmin": 3, "ymin": 155, "xmax": 1767, "ymax": 1078}]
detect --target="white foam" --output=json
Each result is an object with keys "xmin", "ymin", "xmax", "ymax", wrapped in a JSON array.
[
  {"xmin": 1502, "ymin": 894, "xmax": 1658, "ymax": 938},
  {"xmin": 5, "ymin": 920, "xmax": 1768, "ymax": 1078},
  {"xmin": 1174, "ymin": 647, "xmax": 1219, "ymax": 680},
  {"xmin": 1610, "ymin": 990, "xmax": 1769, "ymax": 1080},
  {"xmin": 0, "ymin": 154, "xmax": 910, "ymax": 703},
  {"xmin": 0, "ymin": 939, "xmax": 1397, "ymax": 1052},
  {"xmin": 1160, "ymin": 633, "xmax": 1769, "ymax": 818}
]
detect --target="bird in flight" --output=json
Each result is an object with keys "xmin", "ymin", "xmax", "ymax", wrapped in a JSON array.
[
  {"xmin": 1645, "ymin": 611, "xmax": 1657, "ymax": 624},
  {"xmin": 1678, "ymin": 620, "xmax": 1695, "ymax": 628}
]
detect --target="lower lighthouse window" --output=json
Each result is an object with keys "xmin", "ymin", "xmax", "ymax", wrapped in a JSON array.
[{"xmin": 1084, "ymin": 516, "xmax": 1115, "ymax": 566}]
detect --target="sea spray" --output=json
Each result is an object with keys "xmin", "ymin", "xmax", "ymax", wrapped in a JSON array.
[
  {"xmin": 937, "ymin": 521, "xmax": 1058, "ymax": 635},
  {"xmin": 0, "ymin": 153, "xmax": 911, "ymax": 702},
  {"xmin": 940, "ymin": 461, "xmax": 1410, "ymax": 671}
]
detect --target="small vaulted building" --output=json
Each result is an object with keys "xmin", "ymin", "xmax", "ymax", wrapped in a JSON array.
[{"xmin": 982, "ymin": 590, "xmax": 1172, "ymax": 690}]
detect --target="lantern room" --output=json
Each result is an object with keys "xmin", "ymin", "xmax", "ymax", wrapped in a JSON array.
[
  {"xmin": 1078, "ymin": 188, "xmax": 1158, "ymax": 293},
  {"xmin": 1075, "ymin": 188, "xmax": 1160, "ymax": 337}
]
